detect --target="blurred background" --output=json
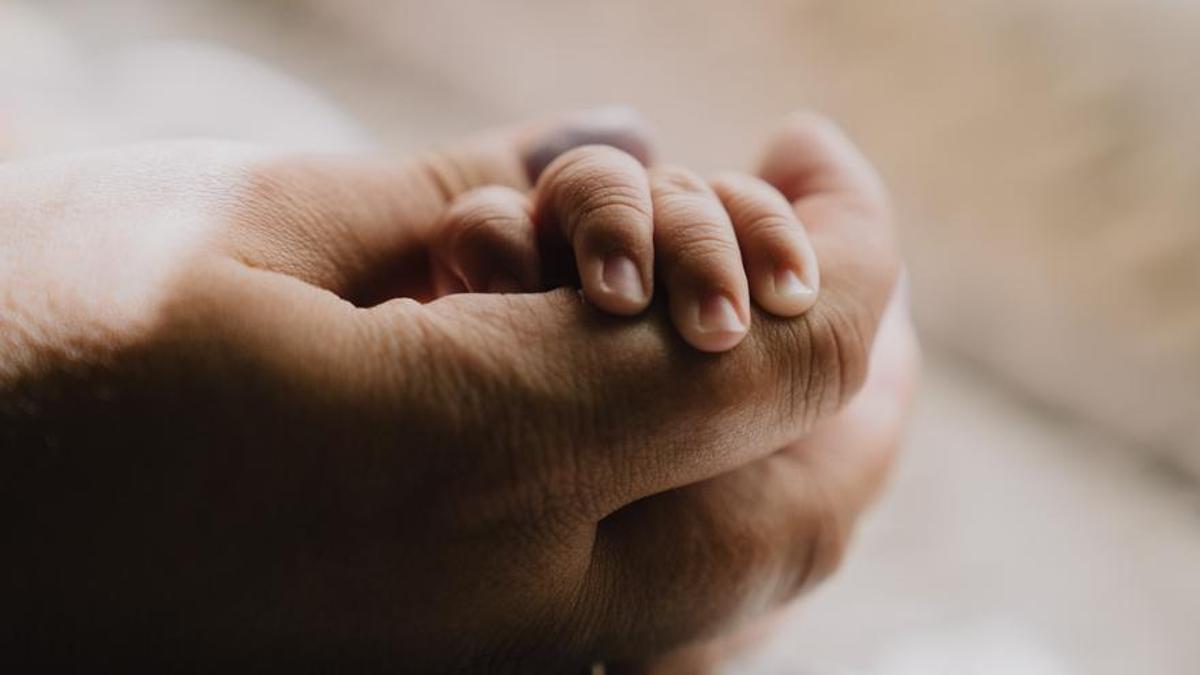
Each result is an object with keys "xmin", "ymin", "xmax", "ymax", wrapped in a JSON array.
[{"xmin": 3, "ymin": 0, "xmax": 1197, "ymax": 672}]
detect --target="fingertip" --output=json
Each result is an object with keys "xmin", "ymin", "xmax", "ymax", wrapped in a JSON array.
[
  {"xmin": 712, "ymin": 173, "xmax": 820, "ymax": 318},
  {"xmin": 756, "ymin": 266, "xmax": 819, "ymax": 317},
  {"xmin": 759, "ymin": 224, "xmax": 821, "ymax": 316},
  {"xmin": 673, "ymin": 291, "xmax": 750, "ymax": 353},
  {"xmin": 587, "ymin": 253, "xmax": 651, "ymax": 315},
  {"xmin": 536, "ymin": 144, "xmax": 656, "ymax": 316}
]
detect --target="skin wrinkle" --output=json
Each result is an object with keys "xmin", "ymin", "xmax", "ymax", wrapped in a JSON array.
[
  {"xmin": 740, "ymin": 212, "xmax": 796, "ymax": 244},
  {"xmin": 415, "ymin": 150, "xmax": 471, "ymax": 205},
  {"xmin": 533, "ymin": 298, "xmax": 648, "ymax": 519},
  {"xmin": 649, "ymin": 172, "xmax": 751, "ymax": 343},
  {"xmin": 557, "ymin": 176, "xmax": 650, "ymax": 211},
  {"xmin": 652, "ymin": 193, "xmax": 726, "ymax": 226},
  {"xmin": 569, "ymin": 198, "xmax": 653, "ymax": 254},
  {"xmin": 661, "ymin": 231, "xmax": 743, "ymax": 278},
  {"xmin": 236, "ymin": 159, "xmax": 429, "ymax": 301},
  {"xmin": 232, "ymin": 171, "xmax": 345, "ymax": 286},
  {"xmin": 573, "ymin": 331, "xmax": 664, "ymax": 516},
  {"xmin": 801, "ymin": 312, "xmax": 825, "ymax": 433},
  {"xmin": 817, "ymin": 304, "xmax": 854, "ymax": 415},
  {"xmin": 542, "ymin": 150, "xmax": 651, "ymax": 242},
  {"xmin": 415, "ymin": 295, "xmax": 588, "ymax": 529},
  {"xmin": 491, "ymin": 324, "xmax": 587, "ymax": 528}
]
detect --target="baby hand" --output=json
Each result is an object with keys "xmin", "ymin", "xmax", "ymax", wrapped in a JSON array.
[{"xmin": 429, "ymin": 146, "xmax": 820, "ymax": 352}]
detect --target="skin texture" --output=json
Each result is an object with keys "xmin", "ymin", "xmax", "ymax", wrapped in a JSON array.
[
  {"xmin": 607, "ymin": 283, "xmax": 918, "ymax": 674},
  {"xmin": 0, "ymin": 111, "xmax": 908, "ymax": 672},
  {"xmin": 429, "ymin": 147, "xmax": 823, "ymax": 353}
]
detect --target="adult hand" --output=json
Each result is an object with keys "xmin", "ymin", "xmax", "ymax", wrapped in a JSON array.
[
  {"xmin": 608, "ymin": 277, "xmax": 918, "ymax": 674},
  {"xmin": 0, "ymin": 111, "xmax": 899, "ymax": 672}
]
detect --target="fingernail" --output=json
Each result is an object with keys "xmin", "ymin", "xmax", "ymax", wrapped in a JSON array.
[
  {"xmin": 773, "ymin": 267, "xmax": 817, "ymax": 305},
  {"xmin": 488, "ymin": 275, "xmax": 523, "ymax": 293},
  {"xmin": 525, "ymin": 105, "xmax": 654, "ymax": 182},
  {"xmin": 601, "ymin": 255, "xmax": 646, "ymax": 305},
  {"xmin": 697, "ymin": 294, "xmax": 746, "ymax": 335}
]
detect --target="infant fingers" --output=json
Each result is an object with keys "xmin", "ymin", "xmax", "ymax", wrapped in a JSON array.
[
  {"xmin": 430, "ymin": 186, "xmax": 541, "ymax": 295},
  {"xmin": 651, "ymin": 166, "xmax": 751, "ymax": 353},
  {"xmin": 534, "ymin": 145, "xmax": 654, "ymax": 315},
  {"xmin": 712, "ymin": 174, "xmax": 819, "ymax": 317}
]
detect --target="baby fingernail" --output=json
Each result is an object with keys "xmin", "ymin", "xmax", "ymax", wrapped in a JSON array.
[
  {"xmin": 773, "ymin": 267, "xmax": 817, "ymax": 304},
  {"xmin": 697, "ymin": 294, "xmax": 746, "ymax": 335},
  {"xmin": 601, "ymin": 255, "xmax": 646, "ymax": 304}
]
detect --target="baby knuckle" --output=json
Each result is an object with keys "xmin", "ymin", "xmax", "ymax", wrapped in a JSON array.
[
  {"xmin": 576, "ymin": 190, "xmax": 652, "ymax": 226},
  {"xmin": 551, "ymin": 146, "xmax": 643, "ymax": 194},
  {"xmin": 573, "ymin": 200, "xmax": 653, "ymax": 254},
  {"xmin": 742, "ymin": 212, "xmax": 796, "ymax": 242},
  {"xmin": 548, "ymin": 153, "xmax": 642, "ymax": 202},
  {"xmin": 667, "ymin": 232, "xmax": 740, "ymax": 270}
]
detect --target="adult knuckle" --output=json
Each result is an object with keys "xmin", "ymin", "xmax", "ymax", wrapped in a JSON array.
[
  {"xmin": 805, "ymin": 303, "xmax": 872, "ymax": 413},
  {"xmin": 758, "ymin": 301, "xmax": 871, "ymax": 430},
  {"xmin": 415, "ymin": 150, "xmax": 472, "ymax": 202}
]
